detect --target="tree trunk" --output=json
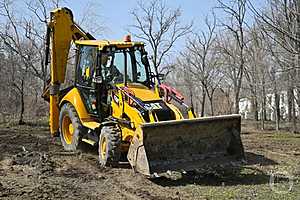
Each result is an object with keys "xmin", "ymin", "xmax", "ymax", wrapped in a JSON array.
[
  {"xmin": 234, "ymin": 89, "xmax": 240, "ymax": 114},
  {"xmin": 254, "ymin": 98, "xmax": 259, "ymax": 121},
  {"xmin": 251, "ymin": 96, "xmax": 259, "ymax": 121},
  {"xmin": 261, "ymin": 99, "xmax": 265, "ymax": 130},
  {"xmin": 287, "ymin": 70, "xmax": 297, "ymax": 133},
  {"xmin": 261, "ymin": 79, "xmax": 266, "ymax": 130},
  {"xmin": 292, "ymin": 97, "xmax": 297, "ymax": 133},
  {"xmin": 209, "ymin": 97, "xmax": 214, "ymax": 116},
  {"xmin": 227, "ymin": 92, "xmax": 232, "ymax": 114},
  {"xmin": 18, "ymin": 79, "xmax": 25, "ymax": 125},
  {"xmin": 252, "ymin": 96, "xmax": 259, "ymax": 129},
  {"xmin": 275, "ymin": 92, "xmax": 280, "ymax": 131},
  {"xmin": 291, "ymin": 85, "xmax": 297, "ymax": 133},
  {"xmin": 195, "ymin": 101, "xmax": 198, "ymax": 116},
  {"xmin": 189, "ymin": 88, "xmax": 194, "ymax": 109},
  {"xmin": 200, "ymin": 88, "xmax": 206, "ymax": 117},
  {"xmin": 287, "ymin": 88, "xmax": 293, "ymax": 122},
  {"xmin": 205, "ymin": 88, "xmax": 215, "ymax": 116}
]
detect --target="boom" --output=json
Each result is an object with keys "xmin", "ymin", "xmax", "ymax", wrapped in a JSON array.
[{"xmin": 44, "ymin": 7, "xmax": 95, "ymax": 136}]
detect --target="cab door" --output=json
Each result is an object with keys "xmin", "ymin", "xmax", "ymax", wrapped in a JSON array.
[{"xmin": 76, "ymin": 45, "xmax": 98, "ymax": 116}]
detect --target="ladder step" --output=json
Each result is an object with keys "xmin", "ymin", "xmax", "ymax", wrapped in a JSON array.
[{"xmin": 82, "ymin": 138, "xmax": 96, "ymax": 146}]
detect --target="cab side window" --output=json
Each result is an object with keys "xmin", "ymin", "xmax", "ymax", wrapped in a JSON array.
[{"xmin": 77, "ymin": 46, "xmax": 97, "ymax": 87}]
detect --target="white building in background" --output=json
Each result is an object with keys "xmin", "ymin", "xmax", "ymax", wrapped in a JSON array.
[
  {"xmin": 239, "ymin": 98, "xmax": 252, "ymax": 119},
  {"xmin": 239, "ymin": 90, "xmax": 299, "ymax": 120}
]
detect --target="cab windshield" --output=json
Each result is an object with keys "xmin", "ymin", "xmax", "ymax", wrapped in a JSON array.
[{"xmin": 101, "ymin": 47, "xmax": 149, "ymax": 85}]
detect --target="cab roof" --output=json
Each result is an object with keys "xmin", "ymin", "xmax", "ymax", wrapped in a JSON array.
[{"xmin": 74, "ymin": 40, "xmax": 144, "ymax": 50}]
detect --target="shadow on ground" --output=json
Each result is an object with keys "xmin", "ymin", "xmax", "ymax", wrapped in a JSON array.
[
  {"xmin": 151, "ymin": 151, "xmax": 276, "ymax": 187},
  {"xmin": 151, "ymin": 169, "xmax": 271, "ymax": 187},
  {"xmin": 245, "ymin": 151, "xmax": 277, "ymax": 166}
]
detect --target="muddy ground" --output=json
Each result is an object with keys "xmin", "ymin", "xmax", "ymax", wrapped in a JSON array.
[{"xmin": 0, "ymin": 122, "xmax": 300, "ymax": 200}]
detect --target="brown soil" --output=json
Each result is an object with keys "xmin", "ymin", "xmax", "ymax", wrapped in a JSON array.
[{"xmin": 0, "ymin": 124, "xmax": 299, "ymax": 200}]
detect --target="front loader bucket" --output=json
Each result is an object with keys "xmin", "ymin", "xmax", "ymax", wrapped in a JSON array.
[{"xmin": 127, "ymin": 114, "xmax": 244, "ymax": 176}]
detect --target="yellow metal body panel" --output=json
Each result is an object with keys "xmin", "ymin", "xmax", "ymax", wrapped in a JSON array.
[
  {"xmin": 110, "ymin": 88, "xmax": 142, "ymax": 141},
  {"xmin": 110, "ymin": 83, "xmax": 189, "ymax": 143},
  {"xmin": 82, "ymin": 121, "xmax": 101, "ymax": 130},
  {"xmin": 124, "ymin": 84, "xmax": 160, "ymax": 101},
  {"xmin": 60, "ymin": 88, "xmax": 90, "ymax": 120},
  {"xmin": 59, "ymin": 88, "xmax": 95, "ymax": 126},
  {"xmin": 75, "ymin": 40, "xmax": 144, "ymax": 50},
  {"xmin": 59, "ymin": 88, "xmax": 100, "ymax": 130},
  {"xmin": 49, "ymin": 95, "xmax": 59, "ymax": 135},
  {"xmin": 120, "ymin": 102, "xmax": 145, "ymax": 141}
]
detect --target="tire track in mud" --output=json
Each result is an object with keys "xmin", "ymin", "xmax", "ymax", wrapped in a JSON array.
[
  {"xmin": 99, "ymin": 168, "xmax": 181, "ymax": 200},
  {"xmin": 51, "ymin": 143, "xmax": 181, "ymax": 199}
]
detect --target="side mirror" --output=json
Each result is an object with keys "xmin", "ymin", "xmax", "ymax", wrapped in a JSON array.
[{"xmin": 141, "ymin": 55, "xmax": 150, "ymax": 67}]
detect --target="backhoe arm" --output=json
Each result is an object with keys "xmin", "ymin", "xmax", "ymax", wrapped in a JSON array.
[{"xmin": 43, "ymin": 7, "xmax": 95, "ymax": 136}]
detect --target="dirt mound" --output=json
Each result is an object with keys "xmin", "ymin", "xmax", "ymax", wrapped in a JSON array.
[{"xmin": 12, "ymin": 149, "xmax": 55, "ymax": 175}]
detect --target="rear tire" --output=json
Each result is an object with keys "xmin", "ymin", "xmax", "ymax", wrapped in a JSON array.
[
  {"xmin": 59, "ymin": 103, "xmax": 83, "ymax": 151},
  {"xmin": 98, "ymin": 125, "xmax": 121, "ymax": 167}
]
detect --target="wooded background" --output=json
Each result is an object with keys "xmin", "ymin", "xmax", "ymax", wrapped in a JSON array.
[{"xmin": 0, "ymin": 0, "xmax": 299, "ymax": 132}]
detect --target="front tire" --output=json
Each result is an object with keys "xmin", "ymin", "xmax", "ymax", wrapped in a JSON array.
[
  {"xmin": 59, "ymin": 103, "xmax": 83, "ymax": 151},
  {"xmin": 98, "ymin": 125, "xmax": 121, "ymax": 167}
]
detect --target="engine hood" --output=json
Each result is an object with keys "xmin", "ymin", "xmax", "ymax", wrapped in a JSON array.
[{"xmin": 117, "ymin": 83, "xmax": 160, "ymax": 102}]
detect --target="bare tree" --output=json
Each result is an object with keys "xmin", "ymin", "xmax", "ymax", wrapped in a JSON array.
[
  {"xmin": 184, "ymin": 15, "xmax": 223, "ymax": 116},
  {"xmin": 130, "ymin": 0, "xmax": 192, "ymax": 76},
  {"xmin": 0, "ymin": 0, "xmax": 31, "ymax": 124},
  {"xmin": 0, "ymin": 0, "xmax": 63, "ymax": 90},
  {"xmin": 217, "ymin": 0, "xmax": 247, "ymax": 114},
  {"xmin": 243, "ymin": 24, "xmax": 277, "ymax": 130},
  {"xmin": 249, "ymin": 0, "xmax": 300, "ymax": 132},
  {"xmin": 77, "ymin": 1, "xmax": 105, "ymax": 38}
]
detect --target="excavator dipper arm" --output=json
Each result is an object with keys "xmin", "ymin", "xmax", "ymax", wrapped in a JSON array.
[{"xmin": 43, "ymin": 7, "xmax": 95, "ymax": 136}]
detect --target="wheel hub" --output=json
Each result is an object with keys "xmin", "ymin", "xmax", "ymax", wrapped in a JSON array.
[
  {"xmin": 62, "ymin": 115, "xmax": 73, "ymax": 144},
  {"xmin": 101, "ymin": 137, "xmax": 107, "ymax": 160}
]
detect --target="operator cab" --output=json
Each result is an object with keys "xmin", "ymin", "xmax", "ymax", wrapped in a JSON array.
[
  {"xmin": 74, "ymin": 37, "xmax": 154, "ymax": 119},
  {"xmin": 75, "ymin": 39, "xmax": 152, "ymax": 88}
]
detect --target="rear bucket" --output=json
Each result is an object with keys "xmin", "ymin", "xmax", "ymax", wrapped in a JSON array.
[{"xmin": 127, "ymin": 114, "xmax": 244, "ymax": 176}]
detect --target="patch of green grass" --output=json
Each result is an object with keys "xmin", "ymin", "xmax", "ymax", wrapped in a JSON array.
[
  {"xmin": 258, "ymin": 132, "xmax": 300, "ymax": 146},
  {"xmin": 185, "ymin": 170, "xmax": 300, "ymax": 200}
]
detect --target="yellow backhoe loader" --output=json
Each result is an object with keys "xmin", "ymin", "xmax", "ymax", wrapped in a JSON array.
[{"xmin": 42, "ymin": 7, "xmax": 244, "ymax": 176}]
